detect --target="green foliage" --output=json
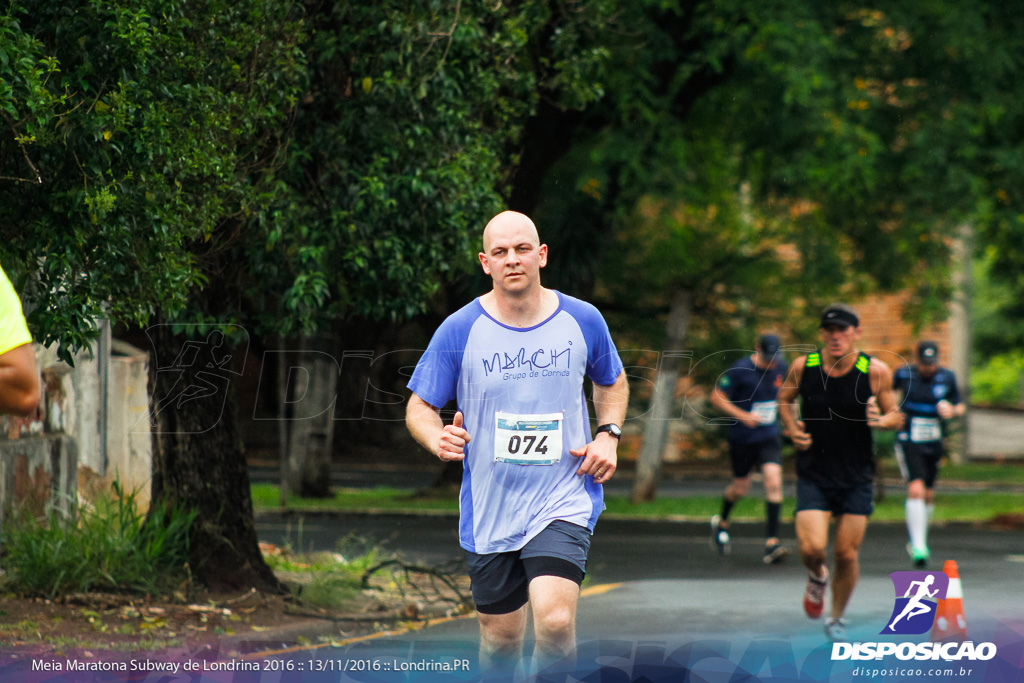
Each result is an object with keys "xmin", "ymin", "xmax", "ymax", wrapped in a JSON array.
[
  {"xmin": 251, "ymin": 484, "xmax": 459, "ymax": 513},
  {"xmin": 523, "ymin": 0, "xmax": 1024, "ymax": 359},
  {"xmin": 0, "ymin": 0, "xmax": 306, "ymax": 360},
  {"xmin": 297, "ymin": 542, "xmax": 386, "ymax": 609},
  {"xmin": 2, "ymin": 1, "xmax": 616, "ymax": 353},
  {"xmin": 246, "ymin": 1, "xmax": 614, "ymax": 336},
  {"xmin": 0, "ymin": 484, "xmax": 197, "ymax": 599},
  {"xmin": 262, "ymin": 533, "xmax": 388, "ymax": 609},
  {"xmin": 0, "ymin": 0, "xmax": 1020, "ymax": 363},
  {"xmin": 972, "ymin": 247, "xmax": 1024, "ymax": 359},
  {"xmin": 970, "ymin": 352, "xmax": 1024, "ymax": 407}
]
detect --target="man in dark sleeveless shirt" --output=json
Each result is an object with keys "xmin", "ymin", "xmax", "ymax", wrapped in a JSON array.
[{"xmin": 777, "ymin": 304, "xmax": 902, "ymax": 642}]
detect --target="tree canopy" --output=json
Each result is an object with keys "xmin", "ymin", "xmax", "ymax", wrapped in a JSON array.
[
  {"xmin": 0, "ymin": 0, "xmax": 617, "ymax": 587},
  {"xmin": 1, "ymin": 1, "xmax": 307, "ymax": 360},
  {"xmin": 5, "ymin": 1, "xmax": 1022, "ymax": 360}
]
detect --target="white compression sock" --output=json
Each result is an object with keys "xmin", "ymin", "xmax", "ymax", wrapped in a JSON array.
[{"xmin": 906, "ymin": 498, "xmax": 928, "ymax": 551}]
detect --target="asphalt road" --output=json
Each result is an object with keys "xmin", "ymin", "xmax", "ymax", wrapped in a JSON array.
[
  {"xmin": 255, "ymin": 511, "xmax": 1024, "ymax": 634},
  {"xmin": 255, "ymin": 511, "xmax": 1024, "ymax": 682}
]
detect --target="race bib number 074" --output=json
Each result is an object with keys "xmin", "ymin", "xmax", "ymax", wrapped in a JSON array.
[{"xmin": 494, "ymin": 412, "xmax": 563, "ymax": 465}]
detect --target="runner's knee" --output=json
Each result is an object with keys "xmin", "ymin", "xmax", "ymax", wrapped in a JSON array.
[
  {"xmin": 730, "ymin": 478, "xmax": 752, "ymax": 498},
  {"xmin": 534, "ymin": 604, "xmax": 575, "ymax": 641},
  {"xmin": 798, "ymin": 539, "xmax": 827, "ymax": 565},
  {"xmin": 479, "ymin": 616, "xmax": 525, "ymax": 654},
  {"xmin": 834, "ymin": 546, "xmax": 860, "ymax": 568},
  {"xmin": 907, "ymin": 479, "xmax": 926, "ymax": 499}
]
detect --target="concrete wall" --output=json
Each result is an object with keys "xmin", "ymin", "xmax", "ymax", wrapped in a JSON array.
[
  {"xmin": 0, "ymin": 335, "xmax": 152, "ymax": 518},
  {"xmin": 106, "ymin": 340, "xmax": 153, "ymax": 507},
  {"xmin": 0, "ymin": 435, "xmax": 77, "ymax": 522}
]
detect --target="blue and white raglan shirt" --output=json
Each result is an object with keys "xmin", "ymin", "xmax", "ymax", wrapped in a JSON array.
[{"xmin": 407, "ymin": 291, "xmax": 624, "ymax": 554}]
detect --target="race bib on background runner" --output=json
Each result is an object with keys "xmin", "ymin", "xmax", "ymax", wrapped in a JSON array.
[
  {"xmin": 751, "ymin": 401, "xmax": 778, "ymax": 424},
  {"xmin": 494, "ymin": 412, "xmax": 562, "ymax": 465},
  {"xmin": 910, "ymin": 417, "xmax": 942, "ymax": 443}
]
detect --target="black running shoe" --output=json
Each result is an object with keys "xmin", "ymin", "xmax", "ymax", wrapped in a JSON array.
[{"xmin": 763, "ymin": 543, "xmax": 790, "ymax": 565}]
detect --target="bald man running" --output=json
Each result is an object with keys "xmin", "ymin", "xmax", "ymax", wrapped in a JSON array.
[{"xmin": 406, "ymin": 211, "xmax": 628, "ymax": 675}]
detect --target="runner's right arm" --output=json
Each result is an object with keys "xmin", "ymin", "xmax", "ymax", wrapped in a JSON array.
[
  {"xmin": 406, "ymin": 392, "xmax": 470, "ymax": 462},
  {"xmin": 777, "ymin": 355, "xmax": 811, "ymax": 450},
  {"xmin": 709, "ymin": 386, "xmax": 763, "ymax": 428}
]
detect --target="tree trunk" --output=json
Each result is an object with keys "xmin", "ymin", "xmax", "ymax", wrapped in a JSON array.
[
  {"xmin": 283, "ymin": 335, "xmax": 336, "ymax": 498},
  {"xmin": 949, "ymin": 222, "xmax": 973, "ymax": 464},
  {"xmin": 277, "ymin": 333, "xmax": 289, "ymax": 507},
  {"xmin": 631, "ymin": 290, "xmax": 693, "ymax": 503},
  {"xmin": 148, "ymin": 323, "xmax": 284, "ymax": 593}
]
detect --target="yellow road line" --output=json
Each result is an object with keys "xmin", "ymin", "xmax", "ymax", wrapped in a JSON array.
[
  {"xmin": 581, "ymin": 582, "xmax": 623, "ymax": 598},
  {"xmin": 241, "ymin": 582, "xmax": 624, "ymax": 660}
]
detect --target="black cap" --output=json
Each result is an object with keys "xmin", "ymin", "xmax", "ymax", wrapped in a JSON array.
[
  {"xmin": 917, "ymin": 341, "xmax": 939, "ymax": 365},
  {"xmin": 819, "ymin": 306, "xmax": 859, "ymax": 329},
  {"xmin": 759, "ymin": 334, "xmax": 780, "ymax": 357}
]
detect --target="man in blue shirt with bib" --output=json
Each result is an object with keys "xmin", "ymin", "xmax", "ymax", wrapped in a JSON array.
[
  {"xmin": 709, "ymin": 334, "xmax": 790, "ymax": 564},
  {"xmin": 892, "ymin": 341, "xmax": 965, "ymax": 568},
  {"xmin": 406, "ymin": 211, "xmax": 628, "ymax": 673}
]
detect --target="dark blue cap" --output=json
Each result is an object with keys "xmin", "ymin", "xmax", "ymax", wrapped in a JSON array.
[
  {"xmin": 759, "ymin": 334, "xmax": 780, "ymax": 356},
  {"xmin": 918, "ymin": 341, "xmax": 939, "ymax": 365}
]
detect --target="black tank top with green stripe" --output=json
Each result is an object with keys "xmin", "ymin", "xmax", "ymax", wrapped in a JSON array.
[{"xmin": 797, "ymin": 350, "xmax": 876, "ymax": 488}]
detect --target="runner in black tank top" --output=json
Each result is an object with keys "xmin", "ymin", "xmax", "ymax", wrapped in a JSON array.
[
  {"xmin": 797, "ymin": 349, "xmax": 876, "ymax": 489},
  {"xmin": 777, "ymin": 304, "xmax": 902, "ymax": 643}
]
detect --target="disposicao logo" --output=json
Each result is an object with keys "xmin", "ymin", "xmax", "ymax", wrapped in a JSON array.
[
  {"xmin": 882, "ymin": 571, "xmax": 949, "ymax": 635},
  {"xmin": 831, "ymin": 570, "xmax": 997, "ymax": 663}
]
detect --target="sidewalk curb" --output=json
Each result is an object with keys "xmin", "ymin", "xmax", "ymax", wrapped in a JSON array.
[{"xmin": 253, "ymin": 507, "xmax": 1003, "ymax": 528}]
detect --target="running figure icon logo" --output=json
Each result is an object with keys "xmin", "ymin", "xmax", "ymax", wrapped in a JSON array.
[{"xmin": 881, "ymin": 571, "xmax": 950, "ymax": 635}]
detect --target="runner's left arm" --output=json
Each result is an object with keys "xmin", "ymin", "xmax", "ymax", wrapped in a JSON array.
[
  {"xmin": 570, "ymin": 370, "xmax": 628, "ymax": 484},
  {"xmin": 940, "ymin": 372, "xmax": 967, "ymax": 418},
  {"xmin": 868, "ymin": 360, "xmax": 903, "ymax": 430}
]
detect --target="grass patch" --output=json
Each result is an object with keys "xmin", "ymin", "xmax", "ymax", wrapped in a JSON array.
[
  {"xmin": 264, "ymin": 533, "xmax": 396, "ymax": 610},
  {"xmin": 1, "ymin": 483, "xmax": 197, "ymax": 599},
  {"xmin": 252, "ymin": 484, "xmax": 459, "ymax": 513},
  {"xmin": 935, "ymin": 462, "xmax": 1024, "ymax": 485},
  {"xmin": 253, "ymin": 482, "xmax": 1022, "ymax": 523},
  {"xmin": 605, "ymin": 493, "xmax": 1023, "ymax": 523}
]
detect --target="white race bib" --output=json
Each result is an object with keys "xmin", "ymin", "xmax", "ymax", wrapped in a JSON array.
[
  {"xmin": 751, "ymin": 401, "xmax": 778, "ymax": 424},
  {"xmin": 494, "ymin": 411, "xmax": 563, "ymax": 465},
  {"xmin": 910, "ymin": 417, "xmax": 942, "ymax": 443}
]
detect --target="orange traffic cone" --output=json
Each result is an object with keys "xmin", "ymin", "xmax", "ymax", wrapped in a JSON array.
[{"xmin": 931, "ymin": 560, "xmax": 967, "ymax": 642}]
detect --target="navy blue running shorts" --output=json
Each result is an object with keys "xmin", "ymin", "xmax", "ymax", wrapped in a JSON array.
[
  {"xmin": 465, "ymin": 520, "xmax": 591, "ymax": 615},
  {"xmin": 894, "ymin": 440, "xmax": 944, "ymax": 488},
  {"xmin": 728, "ymin": 436, "xmax": 783, "ymax": 478},
  {"xmin": 796, "ymin": 478, "xmax": 874, "ymax": 517}
]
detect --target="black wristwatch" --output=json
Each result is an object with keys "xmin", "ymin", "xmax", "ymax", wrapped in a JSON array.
[{"xmin": 595, "ymin": 423, "xmax": 622, "ymax": 439}]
